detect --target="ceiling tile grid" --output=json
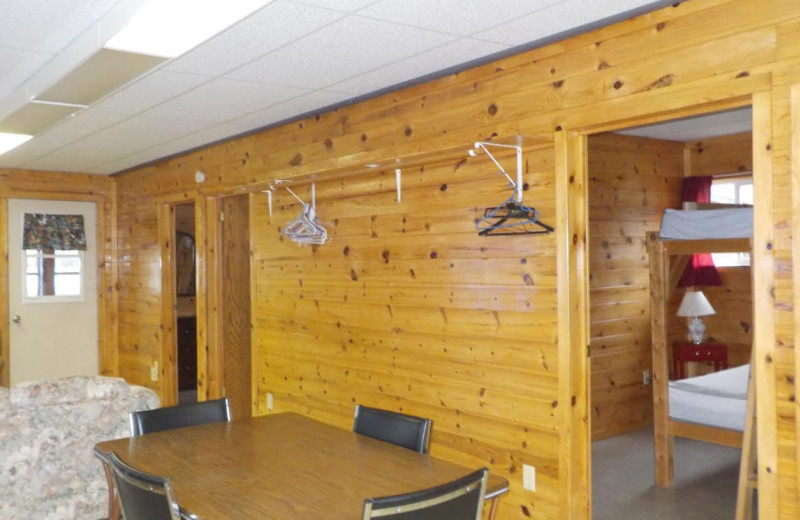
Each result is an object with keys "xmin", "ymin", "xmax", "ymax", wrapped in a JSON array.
[{"xmin": 224, "ymin": 15, "xmax": 457, "ymax": 89}]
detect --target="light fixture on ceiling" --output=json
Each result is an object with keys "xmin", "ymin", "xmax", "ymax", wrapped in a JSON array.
[
  {"xmin": 104, "ymin": 0, "xmax": 277, "ymax": 58},
  {"xmin": 0, "ymin": 133, "xmax": 33, "ymax": 155}
]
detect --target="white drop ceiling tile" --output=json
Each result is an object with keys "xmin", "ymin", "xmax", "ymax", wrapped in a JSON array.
[
  {"xmin": 359, "ymin": 0, "xmax": 565, "ymax": 36},
  {"xmin": 0, "ymin": 0, "xmax": 120, "ymax": 53},
  {"xmin": 43, "ymin": 107, "xmax": 130, "ymax": 141},
  {"xmin": 92, "ymin": 70, "xmax": 213, "ymax": 117},
  {"xmin": 165, "ymin": 1, "xmax": 345, "ymax": 76},
  {"xmin": 0, "ymin": 47, "xmax": 51, "ymax": 101},
  {"xmin": 228, "ymin": 89, "xmax": 353, "ymax": 132},
  {"xmin": 331, "ymin": 38, "xmax": 509, "ymax": 95},
  {"xmin": 289, "ymin": 0, "xmax": 380, "ymax": 12},
  {"xmin": 22, "ymin": 137, "xmax": 136, "ymax": 173},
  {"xmin": 100, "ymin": 113, "xmax": 213, "ymax": 150},
  {"xmin": 147, "ymin": 78, "xmax": 307, "ymax": 125},
  {"xmin": 227, "ymin": 16, "xmax": 455, "ymax": 89}
]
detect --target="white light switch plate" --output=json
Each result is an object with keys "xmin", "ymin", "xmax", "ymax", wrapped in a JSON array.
[{"xmin": 266, "ymin": 392, "xmax": 274, "ymax": 411}]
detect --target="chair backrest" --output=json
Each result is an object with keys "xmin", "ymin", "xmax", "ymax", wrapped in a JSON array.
[
  {"xmin": 353, "ymin": 405, "xmax": 432, "ymax": 454},
  {"xmin": 130, "ymin": 397, "xmax": 231, "ymax": 436},
  {"xmin": 362, "ymin": 467, "xmax": 488, "ymax": 520},
  {"xmin": 107, "ymin": 452, "xmax": 182, "ymax": 520}
]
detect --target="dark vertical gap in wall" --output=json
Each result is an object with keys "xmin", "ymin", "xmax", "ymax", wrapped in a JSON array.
[{"xmin": 175, "ymin": 202, "xmax": 198, "ymax": 405}]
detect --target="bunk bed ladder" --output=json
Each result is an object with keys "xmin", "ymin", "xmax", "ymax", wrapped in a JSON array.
[{"xmin": 735, "ymin": 360, "xmax": 757, "ymax": 520}]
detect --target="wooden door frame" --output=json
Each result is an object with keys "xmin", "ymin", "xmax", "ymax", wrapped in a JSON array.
[
  {"xmin": 158, "ymin": 198, "xmax": 204, "ymax": 406},
  {"xmin": 556, "ymin": 89, "xmax": 776, "ymax": 519},
  {"xmin": 0, "ymin": 192, "xmax": 111, "ymax": 387},
  {"xmin": 202, "ymin": 193, "xmax": 257, "ymax": 416}
]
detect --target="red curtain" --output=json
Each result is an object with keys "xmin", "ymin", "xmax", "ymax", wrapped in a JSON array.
[{"xmin": 678, "ymin": 176, "xmax": 722, "ymax": 286}]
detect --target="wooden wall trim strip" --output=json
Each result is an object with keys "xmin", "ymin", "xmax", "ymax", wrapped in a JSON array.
[
  {"xmin": 790, "ymin": 82, "xmax": 800, "ymax": 510},
  {"xmin": 555, "ymin": 130, "xmax": 590, "ymax": 519},
  {"xmin": 248, "ymin": 192, "xmax": 259, "ymax": 417},
  {"xmin": 159, "ymin": 203, "xmax": 177, "ymax": 406},
  {"xmin": 752, "ymin": 89, "xmax": 778, "ymax": 520},
  {"xmin": 195, "ymin": 198, "xmax": 209, "ymax": 401}
]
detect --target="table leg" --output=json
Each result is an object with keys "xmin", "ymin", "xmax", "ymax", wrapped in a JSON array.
[{"xmin": 487, "ymin": 497, "xmax": 500, "ymax": 520}]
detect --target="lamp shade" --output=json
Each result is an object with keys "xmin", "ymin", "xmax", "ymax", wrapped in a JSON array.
[{"xmin": 676, "ymin": 290, "xmax": 715, "ymax": 317}]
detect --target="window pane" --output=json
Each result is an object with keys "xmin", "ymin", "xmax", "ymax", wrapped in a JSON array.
[
  {"xmin": 710, "ymin": 183, "xmax": 735, "ymax": 203},
  {"xmin": 54, "ymin": 255, "xmax": 80, "ymax": 273},
  {"xmin": 712, "ymin": 252, "xmax": 751, "ymax": 267},
  {"xmin": 26, "ymin": 274, "xmax": 40, "ymax": 297},
  {"xmin": 54, "ymin": 274, "xmax": 81, "ymax": 296},
  {"xmin": 739, "ymin": 184, "xmax": 754, "ymax": 205},
  {"xmin": 26, "ymin": 255, "xmax": 39, "ymax": 274},
  {"xmin": 23, "ymin": 250, "xmax": 83, "ymax": 299}
]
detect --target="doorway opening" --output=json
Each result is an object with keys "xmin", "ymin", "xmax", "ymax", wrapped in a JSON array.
[
  {"xmin": 587, "ymin": 107, "xmax": 755, "ymax": 520},
  {"xmin": 174, "ymin": 202, "xmax": 198, "ymax": 405}
]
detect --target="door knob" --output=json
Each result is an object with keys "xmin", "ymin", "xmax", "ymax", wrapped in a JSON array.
[{"xmin": 11, "ymin": 315, "xmax": 21, "ymax": 323}]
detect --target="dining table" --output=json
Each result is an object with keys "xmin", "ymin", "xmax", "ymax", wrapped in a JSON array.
[{"xmin": 94, "ymin": 412, "xmax": 509, "ymax": 519}]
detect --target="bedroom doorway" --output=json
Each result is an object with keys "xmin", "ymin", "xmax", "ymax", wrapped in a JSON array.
[{"xmin": 586, "ymin": 107, "xmax": 756, "ymax": 520}]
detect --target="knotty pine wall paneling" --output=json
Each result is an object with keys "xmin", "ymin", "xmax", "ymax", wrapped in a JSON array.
[
  {"xmin": 0, "ymin": 169, "xmax": 116, "ymax": 386},
  {"xmin": 113, "ymin": 1, "xmax": 800, "ymax": 518},
  {"xmin": 588, "ymin": 134, "xmax": 683, "ymax": 440}
]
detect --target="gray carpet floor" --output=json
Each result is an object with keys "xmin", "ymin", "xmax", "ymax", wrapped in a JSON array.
[{"xmin": 592, "ymin": 427, "xmax": 747, "ymax": 520}]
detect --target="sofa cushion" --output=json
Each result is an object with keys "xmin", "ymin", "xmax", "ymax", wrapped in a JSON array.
[{"xmin": 0, "ymin": 376, "xmax": 159, "ymax": 520}]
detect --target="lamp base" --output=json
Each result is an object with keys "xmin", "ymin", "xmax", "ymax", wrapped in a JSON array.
[{"xmin": 688, "ymin": 316, "xmax": 706, "ymax": 344}]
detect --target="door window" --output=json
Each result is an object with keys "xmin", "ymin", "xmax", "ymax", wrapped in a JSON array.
[{"xmin": 24, "ymin": 249, "xmax": 83, "ymax": 300}]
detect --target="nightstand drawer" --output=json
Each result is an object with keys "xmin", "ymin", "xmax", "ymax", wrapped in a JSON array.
[{"xmin": 673, "ymin": 342, "xmax": 728, "ymax": 379}]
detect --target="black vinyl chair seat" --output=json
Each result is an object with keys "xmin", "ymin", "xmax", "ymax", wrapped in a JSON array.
[
  {"xmin": 129, "ymin": 397, "xmax": 231, "ymax": 436},
  {"xmin": 353, "ymin": 405, "xmax": 432, "ymax": 454},
  {"xmin": 362, "ymin": 467, "xmax": 488, "ymax": 520}
]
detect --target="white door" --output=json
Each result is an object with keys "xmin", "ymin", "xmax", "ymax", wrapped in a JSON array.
[{"xmin": 8, "ymin": 199, "xmax": 98, "ymax": 385}]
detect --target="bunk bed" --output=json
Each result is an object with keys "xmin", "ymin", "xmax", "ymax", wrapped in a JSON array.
[{"xmin": 646, "ymin": 204, "xmax": 753, "ymax": 487}]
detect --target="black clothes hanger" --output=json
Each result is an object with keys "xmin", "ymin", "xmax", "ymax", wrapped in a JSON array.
[
  {"xmin": 477, "ymin": 198, "xmax": 554, "ymax": 236},
  {"xmin": 469, "ymin": 140, "xmax": 554, "ymax": 237}
]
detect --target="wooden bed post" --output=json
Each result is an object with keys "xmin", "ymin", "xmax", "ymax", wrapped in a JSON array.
[{"xmin": 647, "ymin": 232, "xmax": 674, "ymax": 487}]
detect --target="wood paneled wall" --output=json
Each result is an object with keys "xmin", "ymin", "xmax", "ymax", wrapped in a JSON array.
[
  {"xmin": 0, "ymin": 168, "xmax": 116, "ymax": 386},
  {"xmin": 588, "ymin": 134, "xmax": 683, "ymax": 440},
  {"xmin": 113, "ymin": 2, "xmax": 800, "ymax": 518}
]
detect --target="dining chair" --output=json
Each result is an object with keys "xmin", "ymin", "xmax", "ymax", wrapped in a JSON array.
[
  {"xmin": 362, "ymin": 467, "xmax": 488, "ymax": 520},
  {"xmin": 353, "ymin": 404, "xmax": 432, "ymax": 454},
  {"xmin": 129, "ymin": 397, "xmax": 231, "ymax": 436},
  {"xmin": 107, "ymin": 452, "xmax": 195, "ymax": 520}
]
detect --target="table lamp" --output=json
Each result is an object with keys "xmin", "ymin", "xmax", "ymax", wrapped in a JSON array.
[{"xmin": 676, "ymin": 290, "xmax": 716, "ymax": 344}]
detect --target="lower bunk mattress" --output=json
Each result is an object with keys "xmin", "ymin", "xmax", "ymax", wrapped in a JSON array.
[{"xmin": 668, "ymin": 364, "xmax": 749, "ymax": 432}]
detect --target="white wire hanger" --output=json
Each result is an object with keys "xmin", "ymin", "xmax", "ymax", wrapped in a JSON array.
[
  {"xmin": 281, "ymin": 184, "xmax": 331, "ymax": 245},
  {"xmin": 470, "ymin": 139, "xmax": 553, "ymax": 236}
]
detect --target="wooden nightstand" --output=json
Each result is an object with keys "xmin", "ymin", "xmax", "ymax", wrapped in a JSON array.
[{"xmin": 673, "ymin": 342, "xmax": 728, "ymax": 379}]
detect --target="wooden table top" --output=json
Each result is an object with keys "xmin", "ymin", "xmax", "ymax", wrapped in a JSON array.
[{"xmin": 95, "ymin": 412, "xmax": 508, "ymax": 519}]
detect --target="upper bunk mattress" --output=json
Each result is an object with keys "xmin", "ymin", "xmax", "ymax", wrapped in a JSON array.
[
  {"xmin": 669, "ymin": 364, "xmax": 749, "ymax": 431},
  {"xmin": 659, "ymin": 207, "xmax": 753, "ymax": 239}
]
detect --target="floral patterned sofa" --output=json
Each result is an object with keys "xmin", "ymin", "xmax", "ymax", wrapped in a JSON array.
[{"xmin": 0, "ymin": 376, "xmax": 159, "ymax": 520}]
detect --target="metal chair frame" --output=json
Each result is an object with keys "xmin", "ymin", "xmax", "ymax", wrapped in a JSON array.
[
  {"xmin": 362, "ymin": 467, "xmax": 488, "ymax": 520},
  {"xmin": 106, "ymin": 452, "xmax": 193, "ymax": 520}
]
